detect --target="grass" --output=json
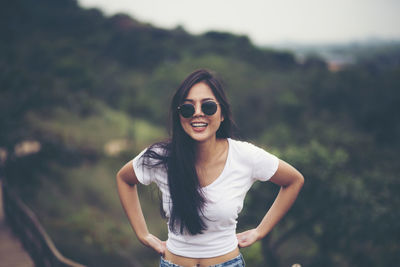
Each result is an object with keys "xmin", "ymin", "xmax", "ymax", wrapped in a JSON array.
[
  {"xmin": 25, "ymin": 101, "xmax": 165, "ymax": 155},
  {"xmin": 30, "ymin": 158, "xmax": 165, "ymax": 266},
  {"xmin": 21, "ymin": 103, "xmax": 167, "ymax": 266}
]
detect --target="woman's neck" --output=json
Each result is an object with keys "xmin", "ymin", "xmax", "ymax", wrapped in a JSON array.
[{"xmin": 195, "ymin": 137, "xmax": 227, "ymax": 165}]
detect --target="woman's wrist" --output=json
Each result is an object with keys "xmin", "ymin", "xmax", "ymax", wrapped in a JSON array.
[
  {"xmin": 137, "ymin": 232, "xmax": 151, "ymax": 246},
  {"xmin": 255, "ymin": 225, "xmax": 270, "ymax": 241}
]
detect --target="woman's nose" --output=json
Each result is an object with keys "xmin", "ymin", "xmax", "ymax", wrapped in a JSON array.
[{"xmin": 193, "ymin": 103, "xmax": 204, "ymax": 117}]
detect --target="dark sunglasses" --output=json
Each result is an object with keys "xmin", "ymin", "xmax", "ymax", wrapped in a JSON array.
[{"xmin": 177, "ymin": 101, "xmax": 219, "ymax": 118}]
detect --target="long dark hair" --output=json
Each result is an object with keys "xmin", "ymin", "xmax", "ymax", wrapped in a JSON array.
[{"xmin": 142, "ymin": 69, "xmax": 235, "ymax": 235}]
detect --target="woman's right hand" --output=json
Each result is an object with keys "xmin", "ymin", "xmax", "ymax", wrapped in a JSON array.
[{"xmin": 143, "ymin": 234, "xmax": 166, "ymax": 255}]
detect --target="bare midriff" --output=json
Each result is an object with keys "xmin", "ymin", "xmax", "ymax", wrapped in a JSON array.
[{"xmin": 164, "ymin": 247, "xmax": 240, "ymax": 267}]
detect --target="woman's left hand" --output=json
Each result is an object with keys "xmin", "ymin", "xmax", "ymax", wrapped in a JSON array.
[{"xmin": 236, "ymin": 229, "xmax": 260, "ymax": 248}]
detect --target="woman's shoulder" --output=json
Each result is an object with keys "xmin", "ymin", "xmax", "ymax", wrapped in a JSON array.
[
  {"xmin": 145, "ymin": 140, "xmax": 170, "ymax": 155},
  {"xmin": 228, "ymin": 138, "xmax": 260, "ymax": 151},
  {"xmin": 137, "ymin": 140, "xmax": 170, "ymax": 167},
  {"xmin": 228, "ymin": 138, "xmax": 275, "ymax": 157},
  {"xmin": 228, "ymin": 138, "xmax": 279, "ymax": 179}
]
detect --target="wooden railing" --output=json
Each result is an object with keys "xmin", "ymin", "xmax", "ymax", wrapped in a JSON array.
[{"xmin": 2, "ymin": 180, "xmax": 86, "ymax": 267}]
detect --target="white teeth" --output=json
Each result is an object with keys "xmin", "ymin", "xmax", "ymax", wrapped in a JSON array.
[{"xmin": 191, "ymin": 122, "xmax": 207, "ymax": 127}]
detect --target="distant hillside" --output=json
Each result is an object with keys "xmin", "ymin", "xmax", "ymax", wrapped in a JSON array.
[{"xmin": 271, "ymin": 39, "xmax": 400, "ymax": 71}]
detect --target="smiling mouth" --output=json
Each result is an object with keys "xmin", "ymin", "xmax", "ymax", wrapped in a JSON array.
[{"xmin": 191, "ymin": 122, "xmax": 208, "ymax": 128}]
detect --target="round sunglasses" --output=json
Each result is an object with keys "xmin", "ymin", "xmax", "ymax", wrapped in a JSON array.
[{"xmin": 177, "ymin": 101, "xmax": 218, "ymax": 118}]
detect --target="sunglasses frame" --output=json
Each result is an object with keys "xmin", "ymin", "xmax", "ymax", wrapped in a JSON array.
[{"xmin": 177, "ymin": 101, "xmax": 219, "ymax": 118}]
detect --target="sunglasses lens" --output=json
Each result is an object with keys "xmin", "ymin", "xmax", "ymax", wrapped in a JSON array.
[
  {"xmin": 202, "ymin": 101, "xmax": 218, "ymax": 116},
  {"xmin": 178, "ymin": 104, "xmax": 195, "ymax": 118}
]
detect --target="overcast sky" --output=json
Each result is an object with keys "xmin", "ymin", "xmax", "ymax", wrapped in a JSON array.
[{"xmin": 77, "ymin": 0, "xmax": 400, "ymax": 46}]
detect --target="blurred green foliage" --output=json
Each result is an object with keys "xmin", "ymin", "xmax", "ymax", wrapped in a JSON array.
[{"xmin": 1, "ymin": 0, "xmax": 400, "ymax": 266}]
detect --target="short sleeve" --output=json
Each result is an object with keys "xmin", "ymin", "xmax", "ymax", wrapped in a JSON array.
[
  {"xmin": 250, "ymin": 143, "xmax": 279, "ymax": 182},
  {"xmin": 132, "ymin": 148, "xmax": 153, "ymax": 185},
  {"xmin": 132, "ymin": 146, "xmax": 167, "ymax": 186}
]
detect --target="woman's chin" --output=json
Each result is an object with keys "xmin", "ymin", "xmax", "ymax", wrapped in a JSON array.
[{"xmin": 189, "ymin": 132, "xmax": 215, "ymax": 143}]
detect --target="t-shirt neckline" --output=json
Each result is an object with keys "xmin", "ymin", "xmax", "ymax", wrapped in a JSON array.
[{"xmin": 201, "ymin": 138, "xmax": 231, "ymax": 189}]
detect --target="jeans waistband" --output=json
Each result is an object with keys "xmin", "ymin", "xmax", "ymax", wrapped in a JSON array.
[{"xmin": 160, "ymin": 253, "xmax": 245, "ymax": 267}]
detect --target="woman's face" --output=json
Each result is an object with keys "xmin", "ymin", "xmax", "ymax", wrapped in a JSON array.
[{"xmin": 179, "ymin": 82, "xmax": 224, "ymax": 143}]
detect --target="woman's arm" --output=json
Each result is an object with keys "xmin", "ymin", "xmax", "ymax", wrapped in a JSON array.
[
  {"xmin": 116, "ymin": 161, "xmax": 166, "ymax": 254},
  {"xmin": 237, "ymin": 159, "xmax": 304, "ymax": 248}
]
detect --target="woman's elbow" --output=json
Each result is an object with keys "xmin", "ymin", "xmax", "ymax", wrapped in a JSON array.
[{"xmin": 296, "ymin": 173, "xmax": 305, "ymax": 188}]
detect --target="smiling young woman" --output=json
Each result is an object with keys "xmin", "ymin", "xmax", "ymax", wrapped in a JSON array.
[{"xmin": 116, "ymin": 69, "xmax": 304, "ymax": 267}]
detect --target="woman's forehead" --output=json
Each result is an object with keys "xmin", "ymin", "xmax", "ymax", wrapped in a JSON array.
[{"xmin": 185, "ymin": 82, "xmax": 216, "ymax": 100}]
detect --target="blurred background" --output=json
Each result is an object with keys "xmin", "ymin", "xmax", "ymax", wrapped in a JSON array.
[{"xmin": 1, "ymin": 0, "xmax": 399, "ymax": 266}]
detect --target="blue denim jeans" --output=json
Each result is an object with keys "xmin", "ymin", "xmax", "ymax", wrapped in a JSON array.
[{"xmin": 160, "ymin": 254, "xmax": 245, "ymax": 267}]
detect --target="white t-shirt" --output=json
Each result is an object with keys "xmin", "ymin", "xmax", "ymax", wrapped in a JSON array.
[{"xmin": 132, "ymin": 138, "xmax": 279, "ymax": 258}]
